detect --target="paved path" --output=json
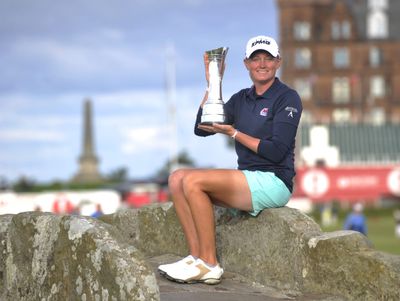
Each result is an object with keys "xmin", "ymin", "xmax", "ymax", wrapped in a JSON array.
[{"xmin": 148, "ymin": 255, "xmax": 346, "ymax": 301}]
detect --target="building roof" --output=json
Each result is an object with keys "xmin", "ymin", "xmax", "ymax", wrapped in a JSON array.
[{"xmin": 300, "ymin": 123, "xmax": 400, "ymax": 164}]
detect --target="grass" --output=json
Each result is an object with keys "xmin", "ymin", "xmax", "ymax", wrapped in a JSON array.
[{"xmin": 311, "ymin": 207, "xmax": 400, "ymax": 255}]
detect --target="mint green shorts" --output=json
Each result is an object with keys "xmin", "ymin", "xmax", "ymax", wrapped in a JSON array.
[{"xmin": 242, "ymin": 170, "xmax": 291, "ymax": 217}]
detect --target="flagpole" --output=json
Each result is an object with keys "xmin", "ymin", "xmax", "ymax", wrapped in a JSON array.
[{"xmin": 165, "ymin": 43, "xmax": 178, "ymax": 173}]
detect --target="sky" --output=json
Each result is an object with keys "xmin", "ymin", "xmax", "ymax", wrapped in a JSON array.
[{"xmin": 0, "ymin": 0, "xmax": 279, "ymax": 183}]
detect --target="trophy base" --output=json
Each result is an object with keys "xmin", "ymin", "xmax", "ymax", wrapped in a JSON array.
[
  {"xmin": 200, "ymin": 114, "xmax": 225, "ymax": 125},
  {"xmin": 199, "ymin": 121, "xmax": 226, "ymax": 125},
  {"xmin": 201, "ymin": 102, "xmax": 225, "ymax": 125}
]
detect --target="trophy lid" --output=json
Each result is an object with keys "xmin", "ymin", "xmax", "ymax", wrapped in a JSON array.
[{"xmin": 206, "ymin": 47, "xmax": 229, "ymax": 59}]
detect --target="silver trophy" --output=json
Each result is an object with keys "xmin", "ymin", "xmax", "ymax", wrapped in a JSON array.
[{"xmin": 200, "ymin": 47, "xmax": 229, "ymax": 125}]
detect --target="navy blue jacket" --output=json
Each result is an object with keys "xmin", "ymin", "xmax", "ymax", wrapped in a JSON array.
[{"xmin": 195, "ymin": 78, "xmax": 302, "ymax": 192}]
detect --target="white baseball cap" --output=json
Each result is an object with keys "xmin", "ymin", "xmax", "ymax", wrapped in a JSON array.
[{"xmin": 245, "ymin": 35, "xmax": 280, "ymax": 59}]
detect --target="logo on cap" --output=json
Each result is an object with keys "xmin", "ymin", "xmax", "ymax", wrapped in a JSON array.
[{"xmin": 252, "ymin": 39, "xmax": 271, "ymax": 47}]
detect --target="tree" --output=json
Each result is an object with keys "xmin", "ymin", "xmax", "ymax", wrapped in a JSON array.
[
  {"xmin": 12, "ymin": 176, "xmax": 36, "ymax": 192},
  {"xmin": 156, "ymin": 150, "xmax": 196, "ymax": 180},
  {"xmin": 0, "ymin": 176, "xmax": 9, "ymax": 191},
  {"xmin": 106, "ymin": 167, "xmax": 129, "ymax": 183}
]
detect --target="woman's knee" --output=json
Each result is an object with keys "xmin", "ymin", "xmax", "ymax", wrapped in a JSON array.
[
  {"xmin": 168, "ymin": 169, "xmax": 191, "ymax": 194},
  {"xmin": 182, "ymin": 171, "xmax": 204, "ymax": 196}
]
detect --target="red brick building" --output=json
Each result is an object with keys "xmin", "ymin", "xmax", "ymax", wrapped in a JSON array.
[{"xmin": 277, "ymin": 0, "xmax": 400, "ymax": 124}]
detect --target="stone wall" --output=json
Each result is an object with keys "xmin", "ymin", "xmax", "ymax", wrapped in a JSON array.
[{"xmin": 0, "ymin": 203, "xmax": 399, "ymax": 301}]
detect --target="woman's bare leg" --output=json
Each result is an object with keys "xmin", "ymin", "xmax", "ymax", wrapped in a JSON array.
[
  {"xmin": 168, "ymin": 169, "xmax": 200, "ymax": 257},
  {"xmin": 181, "ymin": 169, "xmax": 252, "ymax": 266}
]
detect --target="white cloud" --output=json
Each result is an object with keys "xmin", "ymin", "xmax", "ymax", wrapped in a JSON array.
[
  {"xmin": 11, "ymin": 37, "xmax": 149, "ymax": 76},
  {"xmin": 0, "ymin": 129, "xmax": 64, "ymax": 142},
  {"xmin": 94, "ymin": 89, "xmax": 165, "ymax": 110},
  {"xmin": 121, "ymin": 126, "xmax": 171, "ymax": 154}
]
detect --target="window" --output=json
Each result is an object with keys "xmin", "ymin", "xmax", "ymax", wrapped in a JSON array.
[
  {"xmin": 332, "ymin": 77, "xmax": 350, "ymax": 103},
  {"xmin": 295, "ymin": 48, "xmax": 311, "ymax": 69},
  {"xmin": 294, "ymin": 78, "xmax": 312, "ymax": 100},
  {"xmin": 333, "ymin": 47, "xmax": 349, "ymax": 68},
  {"xmin": 370, "ymin": 75, "xmax": 385, "ymax": 97},
  {"xmin": 331, "ymin": 21, "xmax": 351, "ymax": 40},
  {"xmin": 331, "ymin": 21, "xmax": 340, "ymax": 40},
  {"xmin": 294, "ymin": 21, "xmax": 311, "ymax": 40},
  {"xmin": 369, "ymin": 107, "xmax": 386, "ymax": 125},
  {"xmin": 341, "ymin": 21, "xmax": 351, "ymax": 39},
  {"xmin": 369, "ymin": 47, "xmax": 383, "ymax": 67},
  {"xmin": 333, "ymin": 109, "xmax": 351, "ymax": 123},
  {"xmin": 367, "ymin": 11, "xmax": 388, "ymax": 38}
]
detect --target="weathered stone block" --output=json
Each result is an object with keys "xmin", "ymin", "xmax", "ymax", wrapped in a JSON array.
[
  {"xmin": 101, "ymin": 203, "xmax": 187, "ymax": 257},
  {"xmin": 0, "ymin": 212, "xmax": 159, "ymax": 301},
  {"xmin": 216, "ymin": 207, "xmax": 322, "ymax": 292},
  {"xmin": 304, "ymin": 231, "xmax": 400, "ymax": 301}
]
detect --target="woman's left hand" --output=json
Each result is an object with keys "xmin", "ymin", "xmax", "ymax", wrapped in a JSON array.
[{"xmin": 197, "ymin": 123, "xmax": 235, "ymax": 136}]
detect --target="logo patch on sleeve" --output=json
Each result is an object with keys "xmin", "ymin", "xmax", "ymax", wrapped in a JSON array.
[{"xmin": 285, "ymin": 106, "xmax": 298, "ymax": 118}]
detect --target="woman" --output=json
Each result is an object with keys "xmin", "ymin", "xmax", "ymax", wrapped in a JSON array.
[{"xmin": 158, "ymin": 35, "xmax": 302, "ymax": 284}]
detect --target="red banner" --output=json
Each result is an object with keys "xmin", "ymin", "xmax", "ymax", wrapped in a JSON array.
[{"xmin": 294, "ymin": 165, "xmax": 400, "ymax": 202}]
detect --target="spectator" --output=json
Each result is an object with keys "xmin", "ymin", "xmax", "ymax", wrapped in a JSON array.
[
  {"xmin": 52, "ymin": 193, "xmax": 74, "ymax": 214},
  {"xmin": 394, "ymin": 209, "xmax": 400, "ymax": 239},
  {"xmin": 91, "ymin": 203, "xmax": 103, "ymax": 218},
  {"xmin": 344, "ymin": 203, "xmax": 367, "ymax": 235}
]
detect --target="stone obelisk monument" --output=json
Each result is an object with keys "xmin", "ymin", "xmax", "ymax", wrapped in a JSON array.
[{"xmin": 72, "ymin": 99, "xmax": 102, "ymax": 183}]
